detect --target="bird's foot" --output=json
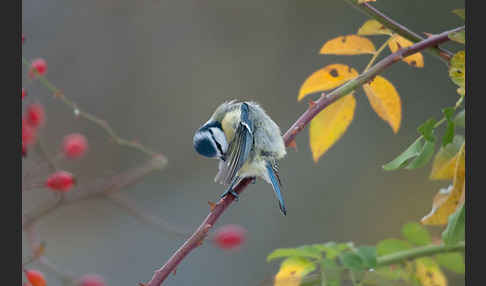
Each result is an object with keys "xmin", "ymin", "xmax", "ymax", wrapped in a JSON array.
[{"xmin": 220, "ymin": 189, "xmax": 239, "ymax": 201}]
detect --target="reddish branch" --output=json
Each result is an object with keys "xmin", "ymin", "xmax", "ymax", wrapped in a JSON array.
[{"xmin": 144, "ymin": 26, "xmax": 464, "ymax": 286}]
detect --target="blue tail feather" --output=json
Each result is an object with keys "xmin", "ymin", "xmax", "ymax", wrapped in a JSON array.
[{"xmin": 266, "ymin": 163, "xmax": 286, "ymax": 216}]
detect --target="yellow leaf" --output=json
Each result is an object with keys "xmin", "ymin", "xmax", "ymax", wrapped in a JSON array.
[
  {"xmin": 449, "ymin": 50, "xmax": 465, "ymax": 91},
  {"xmin": 415, "ymin": 258, "xmax": 448, "ymax": 286},
  {"xmin": 422, "ymin": 143, "xmax": 465, "ymax": 225},
  {"xmin": 274, "ymin": 257, "xmax": 316, "ymax": 286},
  {"xmin": 363, "ymin": 76, "xmax": 401, "ymax": 133},
  {"xmin": 298, "ymin": 64, "xmax": 359, "ymax": 101},
  {"xmin": 310, "ymin": 93, "xmax": 356, "ymax": 162},
  {"xmin": 388, "ymin": 35, "xmax": 424, "ymax": 68},
  {"xmin": 429, "ymin": 136, "xmax": 464, "ymax": 180},
  {"xmin": 319, "ymin": 35, "xmax": 376, "ymax": 55},
  {"xmin": 357, "ymin": 19, "xmax": 392, "ymax": 36}
]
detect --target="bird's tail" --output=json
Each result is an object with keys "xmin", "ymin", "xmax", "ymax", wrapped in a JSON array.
[{"xmin": 266, "ymin": 162, "xmax": 286, "ymax": 216}]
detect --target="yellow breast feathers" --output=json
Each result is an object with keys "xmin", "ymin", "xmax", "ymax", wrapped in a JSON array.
[{"xmin": 221, "ymin": 108, "xmax": 241, "ymax": 143}]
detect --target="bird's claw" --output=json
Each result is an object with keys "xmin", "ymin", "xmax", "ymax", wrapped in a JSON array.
[{"xmin": 220, "ymin": 189, "xmax": 239, "ymax": 201}]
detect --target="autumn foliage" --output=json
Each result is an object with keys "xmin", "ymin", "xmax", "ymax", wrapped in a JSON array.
[{"xmin": 269, "ymin": 5, "xmax": 465, "ymax": 286}]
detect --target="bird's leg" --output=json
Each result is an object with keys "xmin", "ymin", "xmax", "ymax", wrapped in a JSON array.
[{"xmin": 220, "ymin": 177, "xmax": 240, "ymax": 201}]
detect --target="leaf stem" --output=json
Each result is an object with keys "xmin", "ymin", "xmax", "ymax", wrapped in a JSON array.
[
  {"xmin": 344, "ymin": 0, "xmax": 454, "ymax": 63},
  {"xmin": 377, "ymin": 242, "xmax": 464, "ymax": 266},
  {"xmin": 364, "ymin": 36, "xmax": 392, "ymax": 72},
  {"xmin": 320, "ymin": 261, "xmax": 328, "ymax": 286}
]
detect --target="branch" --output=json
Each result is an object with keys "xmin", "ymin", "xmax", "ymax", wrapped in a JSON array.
[
  {"xmin": 344, "ymin": 0, "xmax": 454, "ymax": 63},
  {"xmin": 143, "ymin": 26, "xmax": 464, "ymax": 286},
  {"xmin": 23, "ymin": 155, "xmax": 168, "ymax": 228},
  {"xmin": 377, "ymin": 241, "xmax": 465, "ymax": 266}
]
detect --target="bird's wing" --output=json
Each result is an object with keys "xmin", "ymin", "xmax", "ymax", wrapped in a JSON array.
[{"xmin": 215, "ymin": 103, "xmax": 254, "ymax": 186}]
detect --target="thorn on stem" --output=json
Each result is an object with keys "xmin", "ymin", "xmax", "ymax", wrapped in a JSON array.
[
  {"xmin": 288, "ymin": 140, "xmax": 298, "ymax": 151},
  {"xmin": 308, "ymin": 100, "xmax": 316, "ymax": 109},
  {"xmin": 54, "ymin": 91, "xmax": 64, "ymax": 98},
  {"xmin": 208, "ymin": 201, "xmax": 216, "ymax": 211}
]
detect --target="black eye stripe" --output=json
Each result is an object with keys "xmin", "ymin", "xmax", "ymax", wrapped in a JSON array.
[{"xmin": 208, "ymin": 128, "xmax": 224, "ymax": 156}]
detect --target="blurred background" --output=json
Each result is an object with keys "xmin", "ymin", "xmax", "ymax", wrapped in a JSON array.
[{"xmin": 22, "ymin": 0, "xmax": 464, "ymax": 285}]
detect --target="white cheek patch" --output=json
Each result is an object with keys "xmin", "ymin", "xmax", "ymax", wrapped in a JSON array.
[{"xmin": 210, "ymin": 127, "xmax": 228, "ymax": 154}]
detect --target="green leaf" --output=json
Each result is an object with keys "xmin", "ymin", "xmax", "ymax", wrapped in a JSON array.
[
  {"xmin": 383, "ymin": 137, "xmax": 424, "ymax": 171},
  {"xmin": 376, "ymin": 239, "xmax": 412, "ymax": 256},
  {"xmin": 417, "ymin": 118, "xmax": 437, "ymax": 142},
  {"xmin": 339, "ymin": 252, "xmax": 364, "ymax": 271},
  {"xmin": 442, "ymin": 107, "xmax": 454, "ymax": 121},
  {"xmin": 449, "ymin": 30, "xmax": 465, "ymax": 44},
  {"xmin": 442, "ymin": 203, "xmax": 465, "ymax": 245},
  {"xmin": 404, "ymin": 140, "xmax": 435, "ymax": 170},
  {"xmin": 442, "ymin": 122, "xmax": 455, "ymax": 147},
  {"xmin": 267, "ymin": 246, "xmax": 322, "ymax": 262},
  {"xmin": 449, "ymin": 51, "xmax": 465, "ymax": 91},
  {"xmin": 401, "ymin": 222, "xmax": 431, "ymax": 246},
  {"xmin": 321, "ymin": 258, "xmax": 342, "ymax": 286},
  {"xmin": 454, "ymin": 110, "xmax": 465, "ymax": 128},
  {"xmin": 313, "ymin": 242, "xmax": 353, "ymax": 260},
  {"xmin": 435, "ymin": 252, "xmax": 465, "ymax": 274},
  {"xmin": 356, "ymin": 246, "xmax": 377, "ymax": 268},
  {"xmin": 442, "ymin": 107, "xmax": 456, "ymax": 147},
  {"xmin": 452, "ymin": 9, "xmax": 465, "ymax": 19}
]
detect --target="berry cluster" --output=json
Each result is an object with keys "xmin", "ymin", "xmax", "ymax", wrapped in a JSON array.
[{"xmin": 22, "ymin": 37, "xmax": 104, "ymax": 285}]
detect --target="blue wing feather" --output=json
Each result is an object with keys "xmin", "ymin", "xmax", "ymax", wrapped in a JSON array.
[
  {"xmin": 215, "ymin": 103, "xmax": 254, "ymax": 185},
  {"xmin": 266, "ymin": 162, "xmax": 286, "ymax": 216}
]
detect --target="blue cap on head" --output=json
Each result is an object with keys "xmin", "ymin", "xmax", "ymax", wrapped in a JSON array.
[{"xmin": 194, "ymin": 133, "xmax": 217, "ymax": 158}]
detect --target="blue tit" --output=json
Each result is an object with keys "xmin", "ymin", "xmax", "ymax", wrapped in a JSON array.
[{"xmin": 193, "ymin": 100, "xmax": 288, "ymax": 215}]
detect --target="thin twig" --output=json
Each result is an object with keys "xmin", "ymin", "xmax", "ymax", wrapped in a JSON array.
[
  {"xmin": 106, "ymin": 192, "xmax": 192, "ymax": 237},
  {"xmin": 344, "ymin": 0, "xmax": 454, "ymax": 63},
  {"xmin": 23, "ymin": 156, "xmax": 168, "ymax": 227},
  {"xmin": 22, "ymin": 57, "xmax": 164, "ymax": 158},
  {"xmin": 143, "ymin": 25, "xmax": 464, "ymax": 286},
  {"xmin": 24, "ymin": 223, "xmax": 77, "ymax": 285},
  {"xmin": 22, "ymin": 156, "xmax": 177, "ymax": 285}
]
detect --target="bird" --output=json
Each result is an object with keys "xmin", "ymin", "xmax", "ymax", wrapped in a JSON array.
[{"xmin": 193, "ymin": 100, "xmax": 288, "ymax": 215}]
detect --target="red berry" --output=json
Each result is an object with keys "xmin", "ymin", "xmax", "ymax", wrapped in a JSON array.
[
  {"xmin": 22, "ymin": 88, "xmax": 27, "ymax": 100},
  {"xmin": 63, "ymin": 133, "xmax": 88, "ymax": 159},
  {"xmin": 22, "ymin": 118, "xmax": 37, "ymax": 146},
  {"xmin": 45, "ymin": 171, "xmax": 75, "ymax": 192},
  {"xmin": 29, "ymin": 58, "xmax": 47, "ymax": 77},
  {"xmin": 26, "ymin": 103, "xmax": 45, "ymax": 128},
  {"xmin": 25, "ymin": 269, "xmax": 46, "ymax": 286},
  {"xmin": 213, "ymin": 224, "xmax": 246, "ymax": 250},
  {"xmin": 77, "ymin": 274, "xmax": 106, "ymax": 286}
]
